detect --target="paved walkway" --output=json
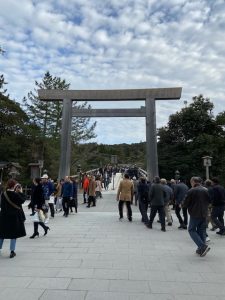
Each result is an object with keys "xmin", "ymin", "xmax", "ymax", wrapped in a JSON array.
[{"xmin": 0, "ymin": 188, "xmax": 225, "ymax": 300}]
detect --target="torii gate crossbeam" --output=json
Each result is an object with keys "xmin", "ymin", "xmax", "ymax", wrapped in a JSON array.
[{"xmin": 38, "ymin": 87, "xmax": 182, "ymax": 181}]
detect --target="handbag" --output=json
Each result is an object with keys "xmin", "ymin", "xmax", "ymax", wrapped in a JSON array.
[
  {"xmin": 38, "ymin": 210, "xmax": 45, "ymax": 222},
  {"xmin": 48, "ymin": 195, "xmax": 55, "ymax": 204},
  {"xmin": 32, "ymin": 211, "xmax": 40, "ymax": 222},
  {"xmin": 4, "ymin": 192, "xmax": 21, "ymax": 210}
]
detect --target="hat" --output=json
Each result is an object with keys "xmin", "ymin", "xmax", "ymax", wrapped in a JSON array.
[
  {"xmin": 41, "ymin": 174, "xmax": 48, "ymax": 179},
  {"xmin": 133, "ymin": 176, "xmax": 136, "ymax": 180}
]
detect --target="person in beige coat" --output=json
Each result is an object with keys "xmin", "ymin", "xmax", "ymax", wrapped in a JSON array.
[
  {"xmin": 116, "ymin": 173, "xmax": 134, "ymax": 221},
  {"xmin": 87, "ymin": 175, "xmax": 96, "ymax": 207}
]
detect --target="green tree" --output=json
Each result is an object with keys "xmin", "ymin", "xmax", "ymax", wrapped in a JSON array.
[
  {"xmin": 158, "ymin": 95, "xmax": 225, "ymax": 181},
  {"xmin": 23, "ymin": 71, "xmax": 96, "ymax": 141},
  {"xmin": 0, "ymin": 93, "xmax": 41, "ymax": 181}
]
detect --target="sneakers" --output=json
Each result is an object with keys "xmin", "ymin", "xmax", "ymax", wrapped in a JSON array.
[
  {"xmin": 200, "ymin": 245, "xmax": 210, "ymax": 257},
  {"xmin": 206, "ymin": 236, "xmax": 210, "ymax": 243},
  {"xmin": 161, "ymin": 227, "xmax": 166, "ymax": 232}
]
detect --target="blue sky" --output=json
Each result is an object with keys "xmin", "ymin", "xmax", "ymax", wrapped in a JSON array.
[{"xmin": 1, "ymin": 0, "xmax": 225, "ymax": 144}]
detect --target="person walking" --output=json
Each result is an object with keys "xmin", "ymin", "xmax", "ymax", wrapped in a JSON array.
[
  {"xmin": 61, "ymin": 176, "xmax": 73, "ymax": 217},
  {"xmin": 161, "ymin": 178, "xmax": 173, "ymax": 226},
  {"xmin": 174, "ymin": 178, "xmax": 189, "ymax": 229},
  {"xmin": 138, "ymin": 176, "xmax": 150, "ymax": 224},
  {"xmin": 183, "ymin": 177, "xmax": 210, "ymax": 257},
  {"xmin": 116, "ymin": 173, "xmax": 133, "ymax": 221},
  {"xmin": 209, "ymin": 177, "xmax": 225, "ymax": 235},
  {"xmin": 70, "ymin": 176, "xmax": 78, "ymax": 213},
  {"xmin": 95, "ymin": 176, "xmax": 102, "ymax": 200},
  {"xmin": 132, "ymin": 177, "xmax": 138, "ymax": 205},
  {"xmin": 146, "ymin": 176, "xmax": 167, "ymax": 231},
  {"xmin": 87, "ymin": 175, "xmax": 96, "ymax": 207},
  {"xmin": 82, "ymin": 174, "xmax": 89, "ymax": 204},
  {"xmin": 30, "ymin": 178, "xmax": 50, "ymax": 238},
  {"xmin": 0, "ymin": 179, "xmax": 26, "ymax": 258},
  {"xmin": 41, "ymin": 174, "xmax": 55, "ymax": 220}
]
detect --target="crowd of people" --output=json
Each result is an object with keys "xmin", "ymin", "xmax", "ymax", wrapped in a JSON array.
[
  {"xmin": 117, "ymin": 174, "xmax": 225, "ymax": 257},
  {"xmin": 0, "ymin": 169, "xmax": 225, "ymax": 260}
]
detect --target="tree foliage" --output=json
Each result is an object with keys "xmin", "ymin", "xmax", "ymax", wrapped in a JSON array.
[
  {"xmin": 23, "ymin": 71, "xmax": 96, "ymax": 141},
  {"xmin": 158, "ymin": 95, "xmax": 225, "ymax": 182}
]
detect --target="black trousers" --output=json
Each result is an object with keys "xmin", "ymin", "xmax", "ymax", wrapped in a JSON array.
[
  {"xmin": 211, "ymin": 205, "xmax": 225, "ymax": 230},
  {"xmin": 34, "ymin": 221, "xmax": 48, "ymax": 234},
  {"xmin": 48, "ymin": 203, "xmax": 55, "ymax": 218},
  {"xmin": 139, "ymin": 201, "xmax": 149, "ymax": 223},
  {"xmin": 70, "ymin": 198, "xmax": 78, "ymax": 212},
  {"xmin": 118, "ymin": 200, "xmax": 132, "ymax": 219},
  {"xmin": 62, "ymin": 197, "xmax": 70, "ymax": 216},
  {"xmin": 175, "ymin": 204, "xmax": 188, "ymax": 225},
  {"xmin": 87, "ymin": 196, "xmax": 96, "ymax": 207},
  {"xmin": 149, "ymin": 205, "xmax": 165, "ymax": 228}
]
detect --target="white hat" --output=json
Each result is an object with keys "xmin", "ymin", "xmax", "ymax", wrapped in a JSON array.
[{"xmin": 41, "ymin": 174, "xmax": 48, "ymax": 179}]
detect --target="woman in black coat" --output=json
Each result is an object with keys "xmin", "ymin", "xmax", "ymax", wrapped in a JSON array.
[
  {"xmin": 30, "ymin": 178, "xmax": 50, "ymax": 238},
  {"xmin": 0, "ymin": 179, "xmax": 26, "ymax": 258}
]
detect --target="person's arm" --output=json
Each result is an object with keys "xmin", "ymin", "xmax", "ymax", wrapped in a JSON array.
[
  {"xmin": 182, "ymin": 190, "xmax": 191, "ymax": 208},
  {"xmin": 116, "ymin": 182, "xmax": 121, "ymax": 201}
]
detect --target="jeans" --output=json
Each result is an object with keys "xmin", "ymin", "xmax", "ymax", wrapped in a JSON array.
[
  {"xmin": 188, "ymin": 216, "xmax": 206, "ymax": 249},
  {"xmin": 175, "ymin": 204, "xmax": 188, "ymax": 225},
  {"xmin": 118, "ymin": 200, "xmax": 132, "ymax": 219},
  {"xmin": 211, "ymin": 205, "xmax": 225, "ymax": 231},
  {"xmin": 0, "ymin": 238, "xmax": 17, "ymax": 251}
]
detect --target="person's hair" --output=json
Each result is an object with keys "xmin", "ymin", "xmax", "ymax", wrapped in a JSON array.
[
  {"xmin": 154, "ymin": 176, "xmax": 160, "ymax": 183},
  {"xmin": 124, "ymin": 173, "xmax": 129, "ymax": 179},
  {"xmin": 190, "ymin": 176, "xmax": 201, "ymax": 184},
  {"xmin": 34, "ymin": 177, "xmax": 41, "ymax": 185},
  {"xmin": 6, "ymin": 179, "xmax": 17, "ymax": 189},
  {"xmin": 140, "ymin": 177, "xmax": 146, "ymax": 184},
  {"xmin": 211, "ymin": 177, "xmax": 219, "ymax": 184},
  {"xmin": 160, "ymin": 178, "xmax": 167, "ymax": 184},
  {"xmin": 204, "ymin": 179, "xmax": 212, "ymax": 187}
]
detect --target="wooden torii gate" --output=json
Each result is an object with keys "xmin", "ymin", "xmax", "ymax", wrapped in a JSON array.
[{"xmin": 38, "ymin": 87, "xmax": 182, "ymax": 181}]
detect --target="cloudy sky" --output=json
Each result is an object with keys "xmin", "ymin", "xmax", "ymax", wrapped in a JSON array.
[{"xmin": 1, "ymin": 0, "xmax": 225, "ymax": 144}]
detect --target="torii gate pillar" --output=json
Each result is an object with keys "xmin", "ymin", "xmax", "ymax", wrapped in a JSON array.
[
  {"xmin": 146, "ymin": 98, "xmax": 158, "ymax": 180},
  {"xmin": 59, "ymin": 98, "xmax": 72, "ymax": 179}
]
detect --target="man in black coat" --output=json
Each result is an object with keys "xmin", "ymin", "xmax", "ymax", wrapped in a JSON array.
[
  {"xmin": 209, "ymin": 177, "xmax": 225, "ymax": 235},
  {"xmin": 183, "ymin": 177, "xmax": 210, "ymax": 257},
  {"xmin": 147, "ymin": 176, "xmax": 167, "ymax": 231}
]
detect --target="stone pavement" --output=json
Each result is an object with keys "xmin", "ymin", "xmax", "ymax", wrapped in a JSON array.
[{"xmin": 1, "ymin": 188, "xmax": 225, "ymax": 300}]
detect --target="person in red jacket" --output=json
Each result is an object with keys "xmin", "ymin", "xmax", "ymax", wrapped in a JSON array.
[{"xmin": 82, "ymin": 174, "xmax": 89, "ymax": 204}]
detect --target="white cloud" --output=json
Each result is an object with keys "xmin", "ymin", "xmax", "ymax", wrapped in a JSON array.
[{"xmin": 0, "ymin": 0, "xmax": 225, "ymax": 144}]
